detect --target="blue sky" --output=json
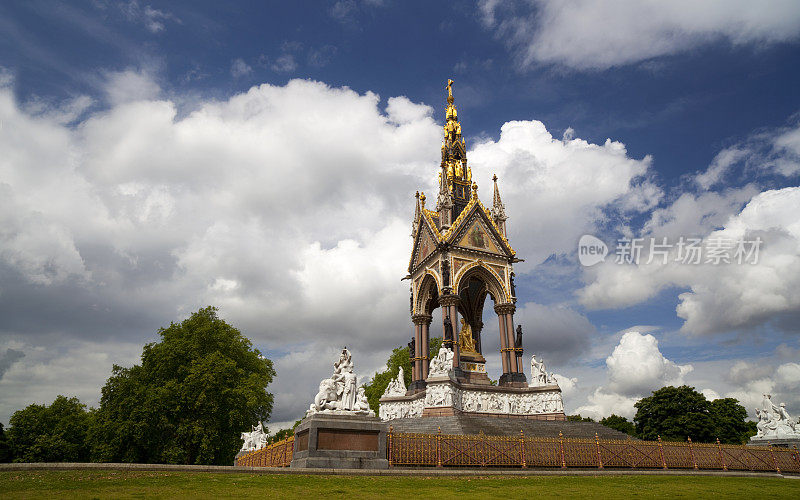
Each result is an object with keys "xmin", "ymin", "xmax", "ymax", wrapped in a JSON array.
[{"xmin": 1, "ymin": 0, "xmax": 800, "ymax": 428}]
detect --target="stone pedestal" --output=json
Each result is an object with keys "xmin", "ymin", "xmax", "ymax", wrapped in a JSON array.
[
  {"xmin": 458, "ymin": 352, "xmax": 492, "ymax": 385},
  {"xmin": 748, "ymin": 437, "xmax": 800, "ymax": 449},
  {"xmin": 290, "ymin": 413, "xmax": 388, "ymax": 469}
]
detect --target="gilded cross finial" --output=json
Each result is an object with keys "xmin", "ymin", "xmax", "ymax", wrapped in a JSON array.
[{"xmin": 446, "ymin": 79, "xmax": 454, "ymax": 103}]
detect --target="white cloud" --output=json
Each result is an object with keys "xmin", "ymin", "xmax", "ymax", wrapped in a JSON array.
[
  {"xmin": 103, "ymin": 69, "xmax": 161, "ymax": 105},
  {"xmin": 469, "ymin": 120, "xmax": 659, "ymax": 266},
  {"xmin": 695, "ymin": 147, "xmax": 748, "ymax": 190},
  {"xmin": 230, "ymin": 58, "xmax": 253, "ymax": 78},
  {"xmin": 119, "ymin": 1, "xmax": 179, "ymax": 33},
  {"xmin": 480, "ymin": 0, "xmax": 800, "ymax": 70},
  {"xmin": 0, "ymin": 74, "xmax": 678, "ymax": 423},
  {"xmin": 606, "ymin": 332, "xmax": 692, "ymax": 396},
  {"xmin": 776, "ymin": 362, "xmax": 800, "ymax": 387},
  {"xmin": 574, "ymin": 331, "xmax": 691, "ymax": 419},
  {"xmin": 576, "ymin": 388, "xmax": 639, "ymax": 420},
  {"xmin": 271, "ymin": 54, "xmax": 297, "ymax": 74},
  {"xmin": 579, "ymin": 185, "xmax": 800, "ymax": 336},
  {"xmin": 552, "ymin": 373, "xmax": 578, "ymax": 397},
  {"xmin": 0, "ymin": 76, "xmax": 446, "ymax": 422}
]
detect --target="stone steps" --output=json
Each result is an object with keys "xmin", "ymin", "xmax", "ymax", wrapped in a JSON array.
[{"xmin": 386, "ymin": 415, "xmax": 634, "ymax": 441}]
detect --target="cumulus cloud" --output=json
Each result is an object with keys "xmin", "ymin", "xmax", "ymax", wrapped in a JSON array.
[
  {"xmin": 103, "ymin": 69, "xmax": 161, "ymax": 105},
  {"xmin": 578, "ymin": 118, "xmax": 800, "ymax": 336},
  {"xmin": 480, "ymin": 0, "xmax": 800, "ymax": 70},
  {"xmin": 606, "ymin": 332, "xmax": 692, "ymax": 396},
  {"xmin": 0, "ymin": 73, "xmax": 689, "ymax": 425},
  {"xmin": 469, "ymin": 120, "xmax": 659, "ymax": 266},
  {"xmin": 716, "ymin": 359, "xmax": 800, "ymax": 417},
  {"xmin": 574, "ymin": 331, "xmax": 692, "ymax": 419}
]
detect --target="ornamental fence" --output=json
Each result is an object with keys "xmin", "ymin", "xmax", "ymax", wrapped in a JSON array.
[
  {"xmin": 388, "ymin": 428, "xmax": 800, "ymax": 473},
  {"xmin": 234, "ymin": 428, "xmax": 800, "ymax": 473},
  {"xmin": 235, "ymin": 435, "xmax": 294, "ymax": 467}
]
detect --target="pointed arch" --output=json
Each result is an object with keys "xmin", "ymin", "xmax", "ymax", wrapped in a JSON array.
[
  {"xmin": 415, "ymin": 270, "xmax": 441, "ymax": 315},
  {"xmin": 453, "ymin": 260, "xmax": 509, "ymax": 305}
]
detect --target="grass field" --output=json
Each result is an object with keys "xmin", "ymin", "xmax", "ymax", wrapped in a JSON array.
[{"xmin": 1, "ymin": 470, "xmax": 799, "ymax": 499}]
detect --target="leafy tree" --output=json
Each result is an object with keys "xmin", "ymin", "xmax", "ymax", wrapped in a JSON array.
[
  {"xmin": 600, "ymin": 414, "xmax": 636, "ymax": 436},
  {"xmin": 89, "ymin": 306, "xmax": 275, "ymax": 465},
  {"xmin": 363, "ymin": 337, "xmax": 442, "ymax": 414},
  {"xmin": 0, "ymin": 423, "xmax": 10, "ymax": 463},
  {"xmin": 709, "ymin": 398, "xmax": 754, "ymax": 444},
  {"xmin": 6, "ymin": 396, "xmax": 92, "ymax": 462},
  {"xmin": 567, "ymin": 414, "xmax": 595, "ymax": 422},
  {"xmin": 634, "ymin": 386, "xmax": 714, "ymax": 442}
]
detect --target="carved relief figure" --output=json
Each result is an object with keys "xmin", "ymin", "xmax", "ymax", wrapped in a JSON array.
[
  {"xmin": 383, "ymin": 366, "xmax": 407, "ymax": 398},
  {"xmin": 308, "ymin": 348, "xmax": 373, "ymax": 417},
  {"xmin": 428, "ymin": 346, "xmax": 454, "ymax": 377}
]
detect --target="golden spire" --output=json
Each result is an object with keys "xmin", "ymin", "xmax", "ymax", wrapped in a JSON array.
[{"xmin": 440, "ymin": 79, "xmax": 471, "ymax": 187}]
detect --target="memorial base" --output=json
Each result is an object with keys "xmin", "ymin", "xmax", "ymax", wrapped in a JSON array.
[
  {"xmin": 747, "ymin": 437, "xmax": 800, "ymax": 449},
  {"xmin": 290, "ymin": 413, "xmax": 388, "ymax": 469}
]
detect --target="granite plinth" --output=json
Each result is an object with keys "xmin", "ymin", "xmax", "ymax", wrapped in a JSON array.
[{"xmin": 290, "ymin": 413, "xmax": 388, "ymax": 469}]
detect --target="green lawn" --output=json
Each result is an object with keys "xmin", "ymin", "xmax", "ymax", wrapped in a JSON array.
[{"xmin": 1, "ymin": 470, "xmax": 798, "ymax": 499}]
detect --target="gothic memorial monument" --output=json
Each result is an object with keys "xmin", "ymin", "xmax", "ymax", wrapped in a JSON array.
[{"xmin": 379, "ymin": 80, "xmax": 565, "ymax": 422}]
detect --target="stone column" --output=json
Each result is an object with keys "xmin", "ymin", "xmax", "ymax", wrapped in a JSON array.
[
  {"xmin": 413, "ymin": 321, "xmax": 421, "ymax": 382},
  {"xmin": 497, "ymin": 312, "xmax": 509, "ymax": 375},
  {"xmin": 439, "ymin": 294, "xmax": 461, "ymax": 369},
  {"xmin": 504, "ymin": 309, "xmax": 518, "ymax": 373},
  {"xmin": 421, "ymin": 316, "xmax": 431, "ymax": 379},
  {"xmin": 410, "ymin": 314, "xmax": 430, "ymax": 391},
  {"xmin": 496, "ymin": 303, "xmax": 525, "ymax": 385}
]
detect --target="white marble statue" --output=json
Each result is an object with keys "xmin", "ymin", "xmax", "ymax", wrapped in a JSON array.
[
  {"xmin": 306, "ymin": 347, "xmax": 375, "ymax": 417},
  {"xmin": 428, "ymin": 346, "xmax": 454, "ymax": 377},
  {"xmin": 753, "ymin": 393, "xmax": 800, "ymax": 440},
  {"xmin": 382, "ymin": 366, "xmax": 407, "ymax": 398},
  {"xmin": 239, "ymin": 421, "xmax": 268, "ymax": 452},
  {"xmin": 529, "ymin": 354, "xmax": 558, "ymax": 387}
]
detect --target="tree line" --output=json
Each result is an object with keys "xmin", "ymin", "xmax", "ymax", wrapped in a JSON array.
[
  {"xmin": 0, "ymin": 307, "xmax": 275, "ymax": 465},
  {"xmin": 571, "ymin": 385, "xmax": 756, "ymax": 444}
]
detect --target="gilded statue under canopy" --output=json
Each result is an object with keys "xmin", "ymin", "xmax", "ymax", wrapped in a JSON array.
[{"xmin": 458, "ymin": 318, "xmax": 477, "ymax": 354}]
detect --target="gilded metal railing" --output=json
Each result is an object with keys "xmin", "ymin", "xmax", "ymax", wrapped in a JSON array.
[
  {"xmin": 387, "ymin": 427, "xmax": 800, "ymax": 473},
  {"xmin": 235, "ymin": 435, "xmax": 294, "ymax": 467}
]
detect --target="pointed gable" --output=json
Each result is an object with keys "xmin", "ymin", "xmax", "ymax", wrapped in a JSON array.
[
  {"xmin": 458, "ymin": 217, "xmax": 500, "ymax": 254},
  {"xmin": 408, "ymin": 214, "xmax": 441, "ymax": 272},
  {"xmin": 445, "ymin": 199, "xmax": 516, "ymax": 258}
]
